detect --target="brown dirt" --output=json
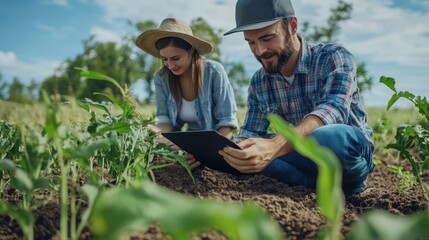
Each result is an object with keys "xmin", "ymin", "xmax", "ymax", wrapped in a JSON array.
[{"xmin": 0, "ymin": 159, "xmax": 427, "ymax": 240}]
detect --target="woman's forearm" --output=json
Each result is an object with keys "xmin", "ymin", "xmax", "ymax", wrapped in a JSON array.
[{"xmin": 217, "ymin": 126, "xmax": 234, "ymax": 139}]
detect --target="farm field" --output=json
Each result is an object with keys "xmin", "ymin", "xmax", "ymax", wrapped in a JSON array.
[{"xmin": 0, "ymin": 98, "xmax": 428, "ymax": 240}]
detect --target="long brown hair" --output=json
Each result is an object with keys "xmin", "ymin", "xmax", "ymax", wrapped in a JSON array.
[{"xmin": 156, "ymin": 37, "xmax": 204, "ymax": 102}]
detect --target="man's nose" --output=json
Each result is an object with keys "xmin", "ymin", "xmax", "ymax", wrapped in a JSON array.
[{"xmin": 254, "ymin": 42, "xmax": 267, "ymax": 57}]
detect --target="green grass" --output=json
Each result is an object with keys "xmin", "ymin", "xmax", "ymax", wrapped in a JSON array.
[
  {"xmin": 1, "ymin": 100, "xmax": 422, "ymax": 132},
  {"xmin": 366, "ymin": 106, "xmax": 423, "ymax": 128},
  {"xmin": 0, "ymin": 99, "xmax": 156, "ymax": 128}
]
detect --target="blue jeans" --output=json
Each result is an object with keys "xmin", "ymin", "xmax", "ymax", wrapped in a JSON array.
[{"xmin": 261, "ymin": 124, "xmax": 374, "ymax": 194}]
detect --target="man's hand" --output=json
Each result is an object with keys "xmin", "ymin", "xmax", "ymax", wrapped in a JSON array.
[{"xmin": 219, "ymin": 136, "xmax": 288, "ymax": 173}]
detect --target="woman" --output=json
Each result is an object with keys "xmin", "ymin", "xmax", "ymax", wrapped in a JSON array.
[{"xmin": 135, "ymin": 18, "xmax": 238, "ymax": 168}]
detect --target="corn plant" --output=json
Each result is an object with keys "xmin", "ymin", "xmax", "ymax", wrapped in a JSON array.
[
  {"xmin": 380, "ymin": 76, "xmax": 429, "ymax": 202},
  {"xmin": 75, "ymin": 68, "xmax": 192, "ymax": 185},
  {"xmin": 267, "ymin": 114, "xmax": 429, "ymax": 240},
  {"xmin": 0, "ymin": 120, "xmax": 21, "ymax": 194},
  {"xmin": 267, "ymin": 114, "xmax": 344, "ymax": 240},
  {"xmin": 0, "ymin": 121, "xmax": 53, "ymax": 240},
  {"xmin": 347, "ymin": 210, "xmax": 429, "ymax": 240},
  {"xmin": 40, "ymin": 89, "xmax": 118, "ymax": 240},
  {"xmin": 0, "ymin": 159, "xmax": 51, "ymax": 240},
  {"xmin": 371, "ymin": 114, "xmax": 399, "ymax": 165},
  {"xmin": 88, "ymin": 181, "xmax": 284, "ymax": 240}
]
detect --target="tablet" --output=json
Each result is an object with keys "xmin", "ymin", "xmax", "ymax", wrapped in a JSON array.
[{"xmin": 161, "ymin": 130, "xmax": 241, "ymax": 174}]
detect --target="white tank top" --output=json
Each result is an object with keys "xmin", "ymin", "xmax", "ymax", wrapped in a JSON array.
[{"xmin": 179, "ymin": 98, "xmax": 198, "ymax": 127}]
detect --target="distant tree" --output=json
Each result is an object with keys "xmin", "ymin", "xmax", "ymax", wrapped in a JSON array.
[
  {"xmin": 0, "ymin": 72, "xmax": 9, "ymax": 100},
  {"xmin": 79, "ymin": 37, "xmax": 142, "ymax": 100},
  {"xmin": 41, "ymin": 57, "xmax": 83, "ymax": 99},
  {"xmin": 8, "ymin": 77, "xmax": 32, "ymax": 103},
  {"xmin": 27, "ymin": 79, "xmax": 40, "ymax": 101},
  {"xmin": 130, "ymin": 20, "xmax": 161, "ymax": 104},
  {"xmin": 224, "ymin": 62, "xmax": 248, "ymax": 107},
  {"xmin": 190, "ymin": 18, "xmax": 250, "ymax": 107},
  {"xmin": 41, "ymin": 36, "xmax": 143, "ymax": 101},
  {"xmin": 191, "ymin": 17, "xmax": 222, "ymax": 62},
  {"xmin": 301, "ymin": 0, "xmax": 373, "ymax": 95}
]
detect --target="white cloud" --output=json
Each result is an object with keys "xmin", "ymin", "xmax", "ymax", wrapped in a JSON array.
[
  {"xmin": 0, "ymin": 51, "xmax": 17, "ymax": 66},
  {"xmin": 92, "ymin": 0, "xmax": 429, "ymax": 68},
  {"xmin": 94, "ymin": 0, "xmax": 235, "ymax": 30},
  {"xmin": 5, "ymin": 0, "xmax": 424, "ymax": 106},
  {"xmin": 91, "ymin": 0, "xmax": 429, "ymax": 107},
  {"xmin": 0, "ymin": 51, "xmax": 61, "ymax": 85},
  {"xmin": 90, "ymin": 27, "xmax": 124, "ymax": 43},
  {"xmin": 339, "ymin": 1, "xmax": 429, "ymax": 68}
]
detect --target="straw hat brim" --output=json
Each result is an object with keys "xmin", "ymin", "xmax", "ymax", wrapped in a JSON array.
[{"xmin": 135, "ymin": 29, "xmax": 213, "ymax": 58}]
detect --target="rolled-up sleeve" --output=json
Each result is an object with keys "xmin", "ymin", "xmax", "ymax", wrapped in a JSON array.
[
  {"xmin": 238, "ymin": 72, "xmax": 271, "ymax": 138},
  {"xmin": 306, "ymin": 48, "xmax": 356, "ymax": 125},
  {"xmin": 210, "ymin": 62, "xmax": 239, "ymax": 130},
  {"xmin": 154, "ymin": 73, "xmax": 172, "ymax": 125}
]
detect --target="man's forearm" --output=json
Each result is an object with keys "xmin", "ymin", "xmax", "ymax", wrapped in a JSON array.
[{"xmin": 273, "ymin": 115, "xmax": 324, "ymax": 158}]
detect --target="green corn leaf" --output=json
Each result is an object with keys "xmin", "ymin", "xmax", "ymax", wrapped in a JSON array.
[
  {"xmin": 64, "ymin": 138, "xmax": 115, "ymax": 167},
  {"xmin": 0, "ymin": 158, "xmax": 17, "ymax": 171},
  {"xmin": 93, "ymin": 92, "xmax": 125, "ymax": 110},
  {"xmin": 267, "ymin": 114, "xmax": 344, "ymax": 239},
  {"xmin": 78, "ymin": 98, "xmax": 112, "ymax": 116},
  {"xmin": 379, "ymin": 76, "xmax": 397, "ymax": 93},
  {"xmin": 397, "ymin": 91, "xmax": 416, "ymax": 103},
  {"xmin": 10, "ymin": 168, "xmax": 50, "ymax": 194},
  {"xmin": 75, "ymin": 67, "xmax": 125, "ymax": 97},
  {"xmin": 77, "ymin": 183, "xmax": 104, "ymax": 237},
  {"xmin": 386, "ymin": 93, "xmax": 400, "ymax": 111},
  {"xmin": 96, "ymin": 122, "xmax": 133, "ymax": 135},
  {"xmin": 0, "ymin": 200, "xmax": 35, "ymax": 239},
  {"xmin": 41, "ymin": 90, "xmax": 59, "ymax": 139},
  {"xmin": 347, "ymin": 210, "xmax": 429, "ymax": 240},
  {"xmin": 89, "ymin": 182, "xmax": 284, "ymax": 240}
]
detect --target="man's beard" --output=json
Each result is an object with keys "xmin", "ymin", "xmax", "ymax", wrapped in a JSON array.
[{"xmin": 255, "ymin": 37, "xmax": 294, "ymax": 74}]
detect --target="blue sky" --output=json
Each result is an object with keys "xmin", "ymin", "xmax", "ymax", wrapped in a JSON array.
[{"xmin": 1, "ymin": 0, "xmax": 428, "ymax": 108}]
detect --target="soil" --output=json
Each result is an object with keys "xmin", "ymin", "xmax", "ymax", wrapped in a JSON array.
[{"xmin": 0, "ymin": 158, "xmax": 427, "ymax": 240}]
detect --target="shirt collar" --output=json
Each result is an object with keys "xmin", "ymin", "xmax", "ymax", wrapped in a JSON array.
[{"xmin": 295, "ymin": 35, "xmax": 310, "ymax": 75}]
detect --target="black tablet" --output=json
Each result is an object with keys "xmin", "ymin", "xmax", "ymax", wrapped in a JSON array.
[{"xmin": 161, "ymin": 130, "xmax": 241, "ymax": 174}]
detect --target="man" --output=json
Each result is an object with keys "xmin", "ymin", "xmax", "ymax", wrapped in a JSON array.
[{"xmin": 219, "ymin": 0, "xmax": 374, "ymax": 194}]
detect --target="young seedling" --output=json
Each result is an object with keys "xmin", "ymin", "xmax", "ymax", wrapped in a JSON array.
[
  {"xmin": 267, "ymin": 114, "xmax": 344, "ymax": 240},
  {"xmin": 380, "ymin": 76, "xmax": 429, "ymax": 203}
]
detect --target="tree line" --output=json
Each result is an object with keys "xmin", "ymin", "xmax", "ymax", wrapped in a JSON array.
[{"xmin": 0, "ymin": 0, "xmax": 372, "ymax": 107}]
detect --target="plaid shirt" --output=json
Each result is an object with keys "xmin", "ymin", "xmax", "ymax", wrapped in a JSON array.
[{"xmin": 238, "ymin": 36, "xmax": 373, "ymax": 147}]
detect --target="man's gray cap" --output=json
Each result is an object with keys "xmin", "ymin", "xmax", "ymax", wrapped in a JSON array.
[{"xmin": 224, "ymin": 0, "xmax": 295, "ymax": 36}]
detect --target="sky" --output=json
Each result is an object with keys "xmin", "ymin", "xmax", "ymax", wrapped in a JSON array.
[{"xmin": 1, "ymin": 0, "xmax": 428, "ymax": 108}]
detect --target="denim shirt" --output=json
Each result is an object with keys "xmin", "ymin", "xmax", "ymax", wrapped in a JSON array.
[
  {"xmin": 239, "ymin": 36, "xmax": 373, "ymax": 147},
  {"xmin": 154, "ymin": 59, "xmax": 238, "ymax": 131}
]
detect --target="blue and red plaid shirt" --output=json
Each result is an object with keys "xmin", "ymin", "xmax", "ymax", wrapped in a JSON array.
[{"xmin": 238, "ymin": 36, "xmax": 373, "ymax": 147}]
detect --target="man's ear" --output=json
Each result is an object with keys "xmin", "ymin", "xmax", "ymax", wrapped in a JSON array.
[{"xmin": 290, "ymin": 17, "xmax": 298, "ymax": 34}]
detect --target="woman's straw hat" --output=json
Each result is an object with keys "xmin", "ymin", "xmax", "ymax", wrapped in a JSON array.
[{"xmin": 135, "ymin": 18, "xmax": 213, "ymax": 58}]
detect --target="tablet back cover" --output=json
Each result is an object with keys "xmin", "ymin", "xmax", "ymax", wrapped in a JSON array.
[{"xmin": 161, "ymin": 130, "xmax": 241, "ymax": 174}]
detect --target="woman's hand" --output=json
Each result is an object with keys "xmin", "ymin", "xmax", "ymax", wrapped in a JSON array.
[
  {"xmin": 148, "ymin": 124, "xmax": 201, "ymax": 169},
  {"xmin": 157, "ymin": 134, "xmax": 180, "ymax": 151},
  {"xmin": 185, "ymin": 153, "xmax": 201, "ymax": 169}
]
